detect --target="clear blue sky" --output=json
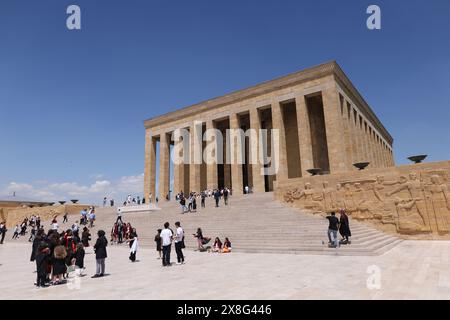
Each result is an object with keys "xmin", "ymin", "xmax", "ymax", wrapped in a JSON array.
[{"xmin": 1, "ymin": 0, "xmax": 449, "ymax": 203}]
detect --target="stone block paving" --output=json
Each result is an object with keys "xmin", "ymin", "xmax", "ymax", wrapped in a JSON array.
[{"xmin": 1, "ymin": 240, "xmax": 450, "ymax": 299}]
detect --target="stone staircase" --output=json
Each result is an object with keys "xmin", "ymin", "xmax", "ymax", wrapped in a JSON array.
[{"xmin": 8, "ymin": 193, "xmax": 403, "ymax": 256}]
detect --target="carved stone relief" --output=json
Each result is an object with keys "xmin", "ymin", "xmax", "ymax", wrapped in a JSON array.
[{"xmin": 280, "ymin": 164, "xmax": 450, "ymax": 236}]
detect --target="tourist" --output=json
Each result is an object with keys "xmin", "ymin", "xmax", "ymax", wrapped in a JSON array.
[
  {"xmin": 326, "ymin": 212, "xmax": 340, "ymax": 248},
  {"xmin": 72, "ymin": 221, "xmax": 79, "ymax": 239},
  {"xmin": 63, "ymin": 229, "xmax": 77, "ymax": 273},
  {"xmin": 51, "ymin": 217, "xmax": 58, "ymax": 231},
  {"xmin": 180, "ymin": 196, "xmax": 187, "ymax": 213},
  {"xmin": 36, "ymin": 216, "xmax": 41, "ymax": 228},
  {"xmin": 160, "ymin": 222, "xmax": 173, "ymax": 267},
  {"xmin": 125, "ymin": 222, "xmax": 132, "ymax": 240},
  {"xmin": 28, "ymin": 225, "xmax": 37, "ymax": 242},
  {"xmin": 20, "ymin": 219, "xmax": 27, "ymax": 236},
  {"xmin": 188, "ymin": 195, "xmax": 193, "ymax": 212},
  {"xmin": 89, "ymin": 209, "xmax": 96, "ymax": 228},
  {"xmin": 0, "ymin": 222, "xmax": 7, "ymax": 244},
  {"xmin": 110, "ymin": 199, "xmax": 114, "ymax": 207},
  {"xmin": 80, "ymin": 209, "xmax": 87, "ymax": 225},
  {"xmin": 103, "ymin": 197, "xmax": 107, "ymax": 207},
  {"xmin": 223, "ymin": 237, "xmax": 232, "ymax": 253},
  {"xmin": 12, "ymin": 225, "xmax": 19, "ymax": 239},
  {"xmin": 223, "ymin": 188, "xmax": 229, "ymax": 205},
  {"xmin": 110, "ymin": 223, "xmax": 117, "ymax": 244},
  {"xmin": 154, "ymin": 229, "xmax": 162, "ymax": 259},
  {"xmin": 214, "ymin": 190, "xmax": 220, "ymax": 207},
  {"xmin": 30, "ymin": 228, "xmax": 44, "ymax": 262},
  {"xmin": 52, "ymin": 245, "xmax": 67, "ymax": 285},
  {"xmin": 191, "ymin": 195, "xmax": 197, "ymax": 212},
  {"xmin": 82, "ymin": 227, "xmax": 91, "ymax": 247},
  {"xmin": 92, "ymin": 230, "xmax": 108, "ymax": 278},
  {"xmin": 156, "ymin": 196, "xmax": 159, "ymax": 204},
  {"xmin": 193, "ymin": 227, "xmax": 210, "ymax": 251},
  {"xmin": 127, "ymin": 194, "xmax": 132, "ymax": 204},
  {"xmin": 137, "ymin": 196, "xmax": 141, "ymax": 205},
  {"xmin": 116, "ymin": 208, "xmax": 123, "ymax": 223},
  {"xmin": 118, "ymin": 222, "xmax": 124, "ymax": 244},
  {"xmin": 339, "ymin": 209, "xmax": 351, "ymax": 244},
  {"xmin": 201, "ymin": 191, "xmax": 206, "ymax": 208},
  {"xmin": 174, "ymin": 222, "xmax": 185, "ymax": 265},
  {"xmin": 142, "ymin": 197, "xmax": 146, "ymax": 204},
  {"xmin": 211, "ymin": 237, "xmax": 222, "ymax": 253},
  {"xmin": 244, "ymin": 185, "xmax": 249, "ymax": 194},
  {"xmin": 128, "ymin": 228, "xmax": 138, "ymax": 262},
  {"xmin": 63, "ymin": 212, "xmax": 68, "ymax": 224},
  {"xmin": 35, "ymin": 242, "xmax": 51, "ymax": 288},
  {"xmin": 75, "ymin": 243, "xmax": 85, "ymax": 276}
]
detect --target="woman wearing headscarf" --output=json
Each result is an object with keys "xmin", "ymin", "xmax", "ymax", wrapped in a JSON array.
[{"xmin": 339, "ymin": 209, "xmax": 352, "ymax": 244}]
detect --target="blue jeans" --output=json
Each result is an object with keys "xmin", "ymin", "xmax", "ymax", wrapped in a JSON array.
[{"xmin": 328, "ymin": 229, "xmax": 339, "ymax": 248}]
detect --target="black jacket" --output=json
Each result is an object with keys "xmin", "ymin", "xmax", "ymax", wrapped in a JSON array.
[
  {"xmin": 35, "ymin": 251, "xmax": 50, "ymax": 276},
  {"xmin": 30, "ymin": 236, "xmax": 42, "ymax": 262},
  {"xmin": 94, "ymin": 236, "xmax": 108, "ymax": 259},
  {"xmin": 75, "ymin": 248, "xmax": 85, "ymax": 268}
]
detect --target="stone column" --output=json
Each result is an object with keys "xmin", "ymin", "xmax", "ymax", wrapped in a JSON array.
[
  {"xmin": 172, "ymin": 130, "xmax": 182, "ymax": 195},
  {"xmin": 205, "ymin": 120, "xmax": 218, "ymax": 190},
  {"xmin": 322, "ymin": 85, "xmax": 348, "ymax": 173},
  {"xmin": 144, "ymin": 129, "xmax": 156, "ymax": 203},
  {"xmin": 158, "ymin": 133, "xmax": 170, "ymax": 201},
  {"xmin": 249, "ymin": 107, "xmax": 265, "ymax": 193},
  {"xmin": 270, "ymin": 99, "xmax": 288, "ymax": 182},
  {"xmin": 344, "ymin": 102, "xmax": 358, "ymax": 170},
  {"xmin": 229, "ymin": 113, "xmax": 244, "ymax": 194},
  {"xmin": 295, "ymin": 95, "xmax": 314, "ymax": 177},
  {"xmin": 189, "ymin": 122, "xmax": 202, "ymax": 192}
]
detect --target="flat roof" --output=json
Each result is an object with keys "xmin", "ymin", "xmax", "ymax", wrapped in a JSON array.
[{"xmin": 144, "ymin": 61, "xmax": 393, "ymax": 144}]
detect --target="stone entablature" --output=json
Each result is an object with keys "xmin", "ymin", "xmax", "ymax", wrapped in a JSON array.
[
  {"xmin": 275, "ymin": 161, "xmax": 450, "ymax": 239},
  {"xmin": 144, "ymin": 61, "xmax": 392, "ymax": 143}
]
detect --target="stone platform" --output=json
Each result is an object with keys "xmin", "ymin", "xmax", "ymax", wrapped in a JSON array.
[{"xmin": 1, "ymin": 240, "xmax": 450, "ymax": 299}]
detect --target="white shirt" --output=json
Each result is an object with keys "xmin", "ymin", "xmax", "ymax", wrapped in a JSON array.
[
  {"xmin": 52, "ymin": 223, "xmax": 58, "ymax": 230},
  {"xmin": 175, "ymin": 227, "xmax": 184, "ymax": 243},
  {"xmin": 160, "ymin": 228, "xmax": 173, "ymax": 246}
]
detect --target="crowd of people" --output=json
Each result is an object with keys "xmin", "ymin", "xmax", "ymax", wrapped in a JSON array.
[
  {"xmin": 31, "ymin": 225, "xmax": 89, "ymax": 287},
  {"xmin": 110, "ymin": 221, "xmax": 136, "ymax": 245},
  {"xmin": 175, "ymin": 187, "xmax": 232, "ymax": 213}
]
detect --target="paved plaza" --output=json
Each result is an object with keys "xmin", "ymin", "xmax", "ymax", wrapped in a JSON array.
[{"xmin": 1, "ymin": 240, "xmax": 450, "ymax": 299}]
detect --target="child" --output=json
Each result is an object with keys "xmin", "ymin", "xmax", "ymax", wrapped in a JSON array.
[
  {"xmin": 222, "ymin": 237, "xmax": 232, "ymax": 253},
  {"xmin": 154, "ymin": 229, "xmax": 162, "ymax": 259},
  {"xmin": 75, "ymin": 243, "xmax": 85, "ymax": 276},
  {"xmin": 35, "ymin": 243, "xmax": 50, "ymax": 288},
  {"xmin": 52, "ymin": 245, "xmax": 67, "ymax": 285}
]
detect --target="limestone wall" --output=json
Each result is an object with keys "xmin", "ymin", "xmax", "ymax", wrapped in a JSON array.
[
  {"xmin": 274, "ymin": 160, "xmax": 450, "ymax": 239},
  {"xmin": 3, "ymin": 204, "xmax": 92, "ymax": 228}
]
